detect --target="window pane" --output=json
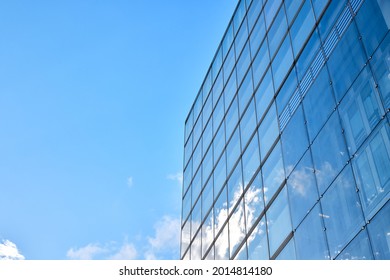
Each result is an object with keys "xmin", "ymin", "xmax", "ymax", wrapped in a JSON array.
[
  {"xmin": 311, "ymin": 112, "xmax": 349, "ymax": 194},
  {"xmin": 214, "ymin": 214, "xmax": 229, "ymax": 259},
  {"xmin": 281, "ymin": 106, "xmax": 309, "ymax": 174},
  {"xmin": 317, "ymin": 0, "xmax": 346, "ymax": 40},
  {"xmin": 242, "ymin": 132, "xmax": 261, "ymax": 188},
  {"xmin": 223, "ymin": 45, "xmax": 236, "ymax": 83},
  {"xmin": 276, "ymin": 67, "xmax": 299, "ymax": 114},
  {"xmin": 353, "ymin": 123, "xmax": 390, "ymax": 217},
  {"xmin": 355, "ymin": 0, "xmax": 389, "ymax": 57},
  {"xmin": 272, "ymin": 35, "xmax": 294, "ymax": 90},
  {"xmin": 236, "ymin": 43, "xmax": 251, "ymax": 85},
  {"xmin": 327, "ymin": 23, "xmax": 367, "ymax": 102},
  {"xmin": 371, "ymin": 33, "xmax": 390, "ymax": 110},
  {"xmin": 258, "ymin": 103, "xmax": 279, "ymax": 158},
  {"xmin": 252, "ymin": 41, "xmax": 270, "ymax": 89},
  {"xmin": 367, "ymin": 200, "xmax": 390, "ymax": 260},
  {"xmin": 247, "ymin": 217, "xmax": 269, "ymax": 259},
  {"xmin": 321, "ymin": 165, "xmax": 365, "ymax": 259},
  {"xmin": 295, "ymin": 29, "xmax": 321, "ymax": 80},
  {"xmin": 262, "ymin": 142, "xmax": 285, "ymax": 204},
  {"xmin": 339, "ymin": 67, "xmax": 384, "ymax": 154},
  {"xmin": 214, "ymin": 152, "xmax": 227, "ymax": 196},
  {"xmin": 287, "ymin": 150, "xmax": 319, "ymax": 228},
  {"xmin": 245, "ymin": 172, "xmax": 264, "ymax": 231},
  {"xmin": 250, "ymin": 11, "xmax": 266, "ymax": 56},
  {"xmin": 290, "ymin": 0, "xmax": 315, "ymax": 56},
  {"xmin": 224, "ymin": 69, "xmax": 238, "ymax": 109},
  {"xmin": 303, "ymin": 66, "xmax": 335, "ymax": 141},
  {"xmin": 255, "ymin": 69, "xmax": 275, "ymax": 121},
  {"xmin": 226, "ymin": 127, "xmax": 241, "ymax": 174},
  {"xmin": 247, "ymin": 0, "xmax": 262, "ymax": 33},
  {"xmin": 284, "ymin": 0, "xmax": 303, "ymax": 25},
  {"xmin": 213, "ymin": 123, "xmax": 225, "ymax": 161},
  {"xmin": 267, "ymin": 187, "xmax": 292, "ymax": 257},
  {"xmin": 202, "ymin": 145, "xmax": 213, "ymax": 185},
  {"xmin": 237, "ymin": 69, "xmax": 254, "ymax": 114},
  {"xmin": 202, "ymin": 209, "xmax": 214, "ymax": 258},
  {"xmin": 294, "ymin": 204, "xmax": 330, "ymax": 259},
  {"xmin": 336, "ymin": 229, "xmax": 374, "ymax": 260},
  {"xmin": 240, "ymin": 99, "xmax": 257, "ymax": 147},
  {"xmin": 229, "ymin": 199, "xmax": 246, "ymax": 256},
  {"xmin": 264, "ymin": 0, "xmax": 282, "ymax": 29},
  {"xmin": 202, "ymin": 176, "xmax": 213, "ymax": 222},
  {"xmin": 268, "ymin": 6, "xmax": 288, "ymax": 58},
  {"xmin": 227, "ymin": 160, "xmax": 244, "ymax": 213},
  {"xmin": 213, "ymin": 95, "xmax": 225, "ymax": 132},
  {"xmin": 235, "ymin": 17, "xmax": 249, "ymax": 57},
  {"xmin": 275, "ymin": 238, "xmax": 296, "ymax": 259},
  {"xmin": 225, "ymin": 96, "xmax": 239, "ymax": 140}
]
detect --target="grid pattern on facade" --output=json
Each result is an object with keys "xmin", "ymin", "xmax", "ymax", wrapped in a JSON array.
[{"xmin": 181, "ymin": 0, "xmax": 390, "ymax": 260}]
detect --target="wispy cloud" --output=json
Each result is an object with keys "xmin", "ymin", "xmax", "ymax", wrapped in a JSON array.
[
  {"xmin": 67, "ymin": 241, "xmax": 137, "ymax": 260},
  {"xmin": 127, "ymin": 176, "xmax": 134, "ymax": 188},
  {"xmin": 167, "ymin": 172, "xmax": 183, "ymax": 186},
  {"xmin": 0, "ymin": 240, "xmax": 25, "ymax": 260},
  {"xmin": 145, "ymin": 215, "xmax": 180, "ymax": 260}
]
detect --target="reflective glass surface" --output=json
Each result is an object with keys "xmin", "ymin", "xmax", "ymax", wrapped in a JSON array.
[
  {"xmin": 244, "ymin": 171, "xmax": 264, "ymax": 231},
  {"xmin": 367, "ymin": 201, "xmax": 390, "ymax": 260},
  {"xmin": 255, "ymin": 69, "xmax": 274, "ymax": 121},
  {"xmin": 336, "ymin": 229, "xmax": 374, "ymax": 260},
  {"xmin": 258, "ymin": 103, "xmax": 279, "ymax": 157},
  {"xmin": 294, "ymin": 204, "xmax": 329, "ymax": 259},
  {"xmin": 242, "ymin": 132, "xmax": 261, "ymax": 188},
  {"xmin": 240, "ymin": 99, "xmax": 257, "ymax": 147},
  {"xmin": 247, "ymin": 217, "xmax": 269, "ymax": 259},
  {"xmin": 321, "ymin": 166, "xmax": 365, "ymax": 259},
  {"xmin": 290, "ymin": 0, "xmax": 315, "ymax": 56}
]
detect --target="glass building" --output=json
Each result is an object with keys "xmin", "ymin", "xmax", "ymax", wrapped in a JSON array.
[{"xmin": 181, "ymin": 0, "xmax": 390, "ymax": 260}]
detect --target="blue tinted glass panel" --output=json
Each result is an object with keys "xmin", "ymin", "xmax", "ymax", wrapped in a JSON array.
[
  {"xmin": 255, "ymin": 69, "xmax": 275, "ymax": 121},
  {"xmin": 214, "ymin": 207, "xmax": 229, "ymax": 259},
  {"xmin": 229, "ymin": 199, "xmax": 246, "ymax": 256},
  {"xmin": 290, "ymin": 0, "xmax": 315, "ymax": 56},
  {"xmin": 233, "ymin": 0, "xmax": 247, "ymax": 35},
  {"xmin": 214, "ymin": 152, "xmax": 227, "ymax": 196},
  {"xmin": 224, "ymin": 69, "xmax": 238, "ymax": 109},
  {"xmin": 317, "ymin": 0, "xmax": 346, "ymax": 40},
  {"xmin": 242, "ymin": 132, "xmax": 261, "ymax": 188},
  {"xmin": 268, "ymin": 6, "xmax": 288, "ymax": 58},
  {"xmin": 302, "ymin": 67, "xmax": 335, "ymax": 141},
  {"xmin": 276, "ymin": 67, "xmax": 299, "ymax": 114},
  {"xmin": 371, "ymin": 33, "xmax": 390, "ymax": 109},
  {"xmin": 213, "ymin": 71, "xmax": 224, "ymax": 107},
  {"xmin": 212, "ymin": 48, "xmax": 223, "ymax": 85},
  {"xmin": 202, "ymin": 209, "xmax": 214, "ymax": 258},
  {"xmin": 192, "ymin": 169, "xmax": 202, "ymax": 205},
  {"xmin": 272, "ymin": 36, "xmax": 294, "ymax": 90},
  {"xmin": 222, "ymin": 23, "xmax": 234, "ymax": 60},
  {"xmin": 321, "ymin": 165, "xmax": 365, "ymax": 259},
  {"xmin": 250, "ymin": 12, "xmax": 266, "ymax": 55},
  {"xmin": 226, "ymin": 127, "xmax": 241, "ymax": 174},
  {"xmin": 245, "ymin": 172, "xmax": 264, "ymax": 231},
  {"xmin": 287, "ymin": 150, "xmax": 319, "ymax": 229},
  {"xmin": 228, "ymin": 160, "xmax": 244, "ymax": 213},
  {"xmin": 339, "ymin": 67, "xmax": 384, "ymax": 154},
  {"xmin": 240, "ymin": 99, "xmax": 257, "ymax": 147},
  {"xmin": 202, "ymin": 177, "xmax": 213, "ymax": 221},
  {"xmin": 336, "ymin": 229, "xmax": 374, "ymax": 260},
  {"xmin": 203, "ymin": 119, "xmax": 212, "ymax": 152},
  {"xmin": 264, "ymin": 0, "xmax": 282, "ymax": 29},
  {"xmin": 247, "ymin": 0, "xmax": 262, "ymax": 32},
  {"xmin": 281, "ymin": 106, "xmax": 309, "ymax": 174},
  {"xmin": 192, "ymin": 142, "xmax": 202, "ymax": 176},
  {"xmin": 275, "ymin": 238, "xmax": 296, "ymax": 259},
  {"xmin": 223, "ymin": 46, "xmax": 236, "ymax": 83},
  {"xmin": 225, "ymin": 96, "xmax": 239, "ymax": 140},
  {"xmin": 295, "ymin": 29, "xmax": 321, "ymax": 80},
  {"xmin": 311, "ymin": 112, "xmax": 349, "ymax": 194},
  {"xmin": 367, "ymin": 200, "xmax": 390, "ymax": 260},
  {"xmin": 202, "ymin": 145, "xmax": 213, "ymax": 185},
  {"xmin": 252, "ymin": 41, "xmax": 270, "ymax": 89},
  {"xmin": 213, "ymin": 122, "xmax": 225, "ymax": 161},
  {"xmin": 355, "ymin": 0, "xmax": 389, "ymax": 57},
  {"xmin": 267, "ymin": 187, "xmax": 292, "ymax": 257},
  {"xmin": 182, "ymin": 186, "xmax": 191, "ymax": 223},
  {"xmin": 294, "ymin": 204, "xmax": 330, "ymax": 259},
  {"xmin": 311, "ymin": 0, "xmax": 329, "ymax": 19},
  {"xmin": 213, "ymin": 95, "xmax": 225, "ymax": 133},
  {"xmin": 284, "ymin": 0, "xmax": 303, "ymax": 25},
  {"xmin": 238, "ymin": 69, "xmax": 254, "ymax": 115},
  {"xmin": 353, "ymin": 123, "xmax": 390, "ymax": 217},
  {"xmin": 203, "ymin": 93, "xmax": 213, "ymax": 129},
  {"xmin": 258, "ymin": 103, "xmax": 279, "ymax": 158},
  {"xmin": 235, "ymin": 17, "xmax": 249, "ymax": 57},
  {"xmin": 236, "ymin": 43, "xmax": 251, "ymax": 85},
  {"xmin": 247, "ymin": 217, "xmax": 269, "ymax": 259},
  {"xmin": 327, "ymin": 23, "xmax": 367, "ymax": 102},
  {"xmin": 262, "ymin": 142, "xmax": 285, "ymax": 204}
]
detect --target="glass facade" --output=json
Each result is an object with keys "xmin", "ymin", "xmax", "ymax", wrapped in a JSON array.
[{"xmin": 181, "ymin": 0, "xmax": 390, "ymax": 260}]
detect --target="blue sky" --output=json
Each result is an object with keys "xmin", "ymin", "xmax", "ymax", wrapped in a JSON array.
[{"xmin": 0, "ymin": 0, "xmax": 237, "ymax": 260}]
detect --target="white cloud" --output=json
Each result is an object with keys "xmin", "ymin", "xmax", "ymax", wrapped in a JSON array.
[
  {"xmin": 66, "ymin": 243, "xmax": 107, "ymax": 260},
  {"xmin": 67, "ymin": 241, "xmax": 137, "ymax": 260},
  {"xmin": 145, "ymin": 215, "xmax": 181, "ymax": 259},
  {"xmin": 0, "ymin": 240, "xmax": 25, "ymax": 260},
  {"xmin": 167, "ymin": 172, "xmax": 183, "ymax": 186},
  {"xmin": 108, "ymin": 243, "xmax": 137, "ymax": 260},
  {"xmin": 127, "ymin": 177, "xmax": 134, "ymax": 188}
]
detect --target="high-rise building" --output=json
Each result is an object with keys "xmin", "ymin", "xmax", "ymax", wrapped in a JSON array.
[{"xmin": 181, "ymin": 0, "xmax": 390, "ymax": 260}]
